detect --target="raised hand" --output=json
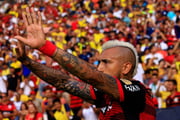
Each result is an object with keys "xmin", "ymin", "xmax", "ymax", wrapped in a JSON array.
[{"xmin": 15, "ymin": 7, "xmax": 45, "ymax": 49}]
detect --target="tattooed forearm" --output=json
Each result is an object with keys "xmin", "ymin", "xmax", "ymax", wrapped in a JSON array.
[
  {"xmin": 22, "ymin": 57, "xmax": 94, "ymax": 103},
  {"xmin": 52, "ymin": 49, "xmax": 120, "ymax": 99},
  {"xmin": 53, "ymin": 49, "xmax": 100, "ymax": 84}
]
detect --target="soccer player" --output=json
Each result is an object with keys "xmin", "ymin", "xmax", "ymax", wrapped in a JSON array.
[{"xmin": 14, "ymin": 7, "xmax": 156, "ymax": 120}]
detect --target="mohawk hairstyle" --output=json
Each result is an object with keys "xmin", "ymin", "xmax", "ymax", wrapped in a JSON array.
[{"xmin": 102, "ymin": 40, "xmax": 138, "ymax": 76}]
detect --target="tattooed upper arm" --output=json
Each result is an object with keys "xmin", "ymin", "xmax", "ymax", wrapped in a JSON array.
[
  {"xmin": 52, "ymin": 49, "xmax": 120, "ymax": 100},
  {"xmin": 23, "ymin": 57, "xmax": 95, "ymax": 103}
]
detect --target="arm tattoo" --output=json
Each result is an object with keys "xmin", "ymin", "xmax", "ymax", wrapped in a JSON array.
[
  {"xmin": 52, "ymin": 49, "xmax": 120, "ymax": 99},
  {"xmin": 22, "ymin": 57, "xmax": 95, "ymax": 103}
]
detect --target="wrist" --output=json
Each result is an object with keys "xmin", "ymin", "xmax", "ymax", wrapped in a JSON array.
[
  {"xmin": 18, "ymin": 56, "xmax": 31, "ymax": 66},
  {"xmin": 38, "ymin": 41, "xmax": 57, "ymax": 57}
]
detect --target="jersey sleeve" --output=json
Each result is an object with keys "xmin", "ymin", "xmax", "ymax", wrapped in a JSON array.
[
  {"xmin": 116, "ymin": 78, "xmax": 125, "ymax": 102},
  {"xmin": 89, "ymin": 78, "xmax": 126, "ymax": 104},
  {"xmin": 89, "ymin": 85, "xmax": 108, "ymax": 108}
]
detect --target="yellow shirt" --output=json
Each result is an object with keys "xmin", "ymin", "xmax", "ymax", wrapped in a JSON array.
[
  {"xmin": 175, "ymin": 61, "xmax": 180, "ymax": 74},
  {"xmin": 72, "ymin": 51, "xmax": 78, "ymax": 56},
  {"xmin": 78, "ymin": 19, "xmax": 87, "ymax": 27},
  {"xmin": 70, "ymin": 2, "xmax": 76, "ymax": 11},
  {"xmin": 2, "ymin": 69, "xmax": 10, "ymax": 76},
  {"xmin": 74, "ymin": 29, "xmax": 87, "ymax": 38},
  {"xmin": 93, "ymin": 33, "xmax": 104, "ymax": 44},
  {"xmin": 54, "ymin": 105, "xmax": 68, "ymax": 120},
  {"xmin": 174, "ymin": 74, "xmax": 180, "ymax": 92},
  {"xmin": 77, "ymin": 42, "xmax": 89, "ymax": 53},
  {"xmin": 10, "ymin": 61, "xmax": 22, "ymax": 69},
  {"xmin": 8, "ymin": 11, "xmax": 18, "ymax": 17},
  {"xmin": 89, "ymin": 41, "xmax": 97, "ymax": 50},
  {"xmin": 160, "ymin": 91, "xmax": 171, "ymax": 108},
  {"xmin": 147, "ymin": 4, "xmax": 155, "ymax": 11},
  {"xmin": 20, "ymin": 94, "xmax": 29, "ymax": 102},
  {"xmin": 51, "ymin": 31, "xmax": 66, "ymax": 41},
  {"xmin": 120, "ymin": 0, "xmax": 127, "ymax": 7},
  {"xmin": 58, "ymin": 6, "xmax": 63, "ymax": 13},
  {"xmin": 174, "ymin": 3, "xmax": 180, "ymax": 10},
  {"xmin": 56, "ymin": 40, "xmax": 67, "ymax": 49},
  {"xmin": 21, "ymin": 4, "xmax": 28, "ymax": 9},
  {"xmin": 78, "ymin": 31, "xmax": 87, "ymax": 37},
  {"xmin": 3, "ymin": 118, "xmax": 9, "ymax": 120},
  {"xmin": 84, "ymin": 1, "xmax": 91, "ymax": 11},
  {"xmin": 96, "ymin": 43, "xmax": 102, "ymax": 53}
]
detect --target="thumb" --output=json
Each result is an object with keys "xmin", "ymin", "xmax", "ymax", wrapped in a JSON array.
[
  {"xmin": 16, "ymin": 41, "xmax": 26, "ymax": 59},
  {"xmin": 15, "ymin": 45, "xmax": 23, "ymax": 61},
  {"xmin": 15, "ymin": 46, "xmax": 20, "ymax": 56},
  {"xmin": 14, "ymin": 36, "xmax": 27, "ymax": 44}
]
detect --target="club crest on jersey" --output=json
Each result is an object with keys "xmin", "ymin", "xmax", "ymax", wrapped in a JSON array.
[{"xmin": 121, "ymin": 79, "xmax": 132, "ymax": 85}]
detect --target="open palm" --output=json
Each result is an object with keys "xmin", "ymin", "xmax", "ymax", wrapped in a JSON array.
[{"xmin": 15, "ymin": 7, "xmax": 45, "ymax": 49}]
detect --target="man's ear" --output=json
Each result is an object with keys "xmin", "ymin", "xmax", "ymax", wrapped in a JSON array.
[{"xmin": 122, "ymin": 62, "xmax": 132, "ymax": 75}]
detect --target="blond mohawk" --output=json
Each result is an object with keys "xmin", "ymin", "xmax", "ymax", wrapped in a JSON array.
[{"xmin": 102, "ymin": 40, "xmax": 138, "ymax": 76}]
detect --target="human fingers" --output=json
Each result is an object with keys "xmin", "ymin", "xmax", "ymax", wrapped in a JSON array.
[
  {"xmin": 37, "ymin": 11, "xmax": 42, "ymax": 25},
  {"xmin": 14, "ymin": 24, "xmax": 19, "ymax": 35},
  {"xmin": 17, "ymin": 41, "xmax": 26, "ymax": 56},
  {"xmin": 14, "ymin": 35, "xmax": 28, "ymax": 45},
  {"xmin": 15, "ymin": 41, "xmax": 22, "ymax": 59},
  {"xmin": 31, "ymin": 7, "xmax": 37, "ymax": 24},
  {"xmin": 26, "ymin": 7, "xmax": 33, "ymax": 25},
  {"xmin": 14, "ymin": 25, "xmax": 28, "ymax": 45},
  {"xmin": 22, "ymin": 13, "xmax": 29, "ymax": 28},
  {"xmin": 15, "ymin": 45, "xmax": 20, "ymax": 58}
]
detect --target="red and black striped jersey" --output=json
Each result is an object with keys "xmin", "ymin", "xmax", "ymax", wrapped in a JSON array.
[
  {"xmin": 90, "ymin": 78, "xmax": 156, "ymax": 120},
  {"xmin": 70, "ymin": 95, "xmax": 83, "ymax": 109},
  {"xmin": 0, "ymin": 102, "xmax": 16, "ymax": 120},
  {"xmin": 166, "ymin": 92, "xmax": 180, "ymax": 108}
]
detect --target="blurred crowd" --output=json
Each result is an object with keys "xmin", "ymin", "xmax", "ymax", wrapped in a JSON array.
[{"xmin": 0, "ymin": 0, "xmax": 180, "ymax": 119}]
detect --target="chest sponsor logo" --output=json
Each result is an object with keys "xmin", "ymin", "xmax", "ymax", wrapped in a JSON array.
[{"xmin": 124, "ymin": 85, "xmax": 140, "ymax": 92}]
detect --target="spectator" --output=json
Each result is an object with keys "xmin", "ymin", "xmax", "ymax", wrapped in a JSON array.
[
  {"xmin": 29, "ymin": 91, "xmax": 42, "ymax": 112},
  {"xmin": 13, "ymin": 93, "xmax": 22, "ymax": 120},
  {"xmin": 25, "ymin": 102, "xmax": 43, "ymax": 120},
  {"xmin": 13, "ymin": 93, "xmax": 22, "ymax": 111},
  {"xmin": 165, "ymin": 79, "xmax": 180, "ymax": 107},
  {"xmin": 155, "ymin": 80, "xmax": 171, "ymax": 108},
  {"xmin": 42, "ymin": 86, "xmax": 56, "ymax": 120},
  {"xmin": 149, "ymin": 73, "xmax": 166, "ymax": 108},
  {"xmin": 78, "ymin": 46, "xmax": 90, "ymax": 62},
  {"xmin": 10, "ymin": 55, "xmax": 22, "ymax": 74},
  {"xmin": 133, "ymin": 58, "xmax": 144, "ymax": 83},
  {"xmin": 144, "ymin": 44, "xmax": 164, "ymax": 65},
  {"xmin": 20, "ymin": 76, "xmax": 35, "ymax": 96},
  {"xmin": 1, "ymin": 63, "xmax": 10, "ymax": 76},
  {"xmin": 0, "ymin": 71, "xmax": 7, "ymax": 93},
  {"xmin": 0, "ymin": 92, "xmax": 18, "ymax": 120},
  {"xmin": 7, "ymin": 67, "xmax": 21, "ymax": 92},
  {"xmin": 52, "ymin": 98, "xmax": 69, "ymax": 120},
  {"xmin": 77, "ymin": 101, "xmax": 99, "ymax": 120},
  {"xmin": 17, "ymin": 88, "xmax": 29, "ymax": 102},
  {"xmin": 18, "ymin": 102, "xmax": 28, "ymax": 120}
]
